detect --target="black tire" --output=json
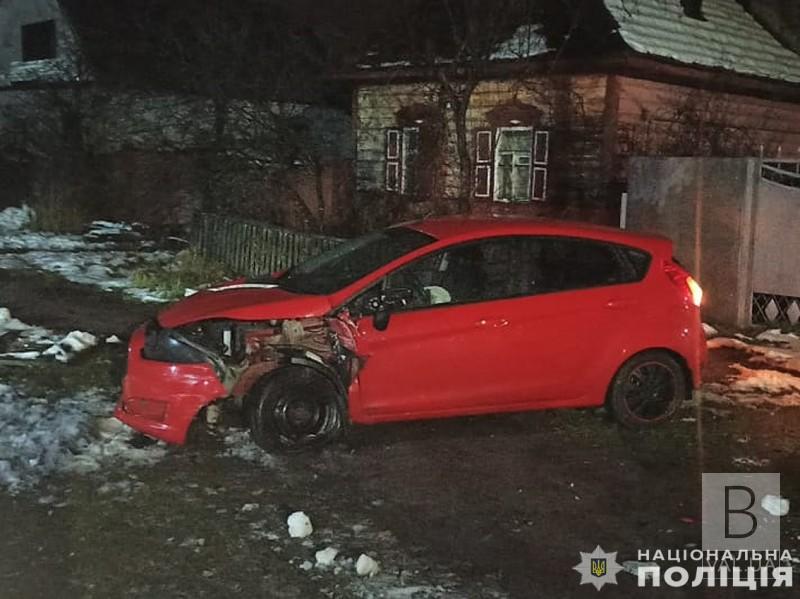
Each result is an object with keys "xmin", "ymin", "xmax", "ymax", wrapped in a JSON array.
[
  {"xmin": 607, "ymin": 351, "xmax": 687, "ymax": 428},
  {"xmin": 247, "ymin": 365, "xmax": 344, "ymax": 451}
]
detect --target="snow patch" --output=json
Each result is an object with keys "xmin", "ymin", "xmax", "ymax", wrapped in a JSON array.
[
  {"xmin": 0, "ymin": 384, "xmax": 166, "ymax": 493},
  {"xmin": 491, "ymin": 24, "xmax": 550, "ymax": 60}
]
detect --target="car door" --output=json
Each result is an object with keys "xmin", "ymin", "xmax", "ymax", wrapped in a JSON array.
[
  {"xmin": 505, "ymin": 236, "xmax": 647, "ymax": 404},
  {"xmin": 350, "ymin": 237, "xmax": 534, "ymax": 419}
]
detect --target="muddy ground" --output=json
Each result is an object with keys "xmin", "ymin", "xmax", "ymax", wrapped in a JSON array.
[{"xmin": 1, "ymin": 269, "xmax": 798, "ymax": 598}]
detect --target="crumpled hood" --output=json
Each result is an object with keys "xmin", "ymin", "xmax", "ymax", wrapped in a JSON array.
[{"xmin": 157, "ymin": 283, "xmax": 333, "ymax": 328}]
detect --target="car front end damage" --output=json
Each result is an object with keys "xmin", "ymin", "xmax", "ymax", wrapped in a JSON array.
[{"xmin": 115, "ymin": 313, "xmax": 359, "ymax": 444}]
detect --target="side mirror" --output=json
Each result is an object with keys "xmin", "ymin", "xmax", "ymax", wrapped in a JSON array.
[{"xmin": 370, "ymin": 287, "xmax": 413, "ymax": 331}]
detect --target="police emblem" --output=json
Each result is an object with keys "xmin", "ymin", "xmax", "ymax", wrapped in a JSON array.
[{"xmin": 573, "ymin": 546, "xmax": 623, "ymax": 590}]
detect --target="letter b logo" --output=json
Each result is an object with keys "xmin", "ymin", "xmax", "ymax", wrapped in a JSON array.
[{"xmin": 702, "ymin": 474, "xmax": 780, "ymax": 551}]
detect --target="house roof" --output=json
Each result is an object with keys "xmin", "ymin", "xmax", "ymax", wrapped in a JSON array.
[
  {"xmin": 351, "ymin": 0, "xmax": 800, "ymax": 87},
  {"xmin": 604, "ymin": 0, "xmax": 800, "ymax": 84}
]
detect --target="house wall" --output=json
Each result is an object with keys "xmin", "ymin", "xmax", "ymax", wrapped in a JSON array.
[
  {"xmin": 354, "ymin": 74, "xmax": 614, "ymax": 223},
  {"xmin": 0, "ymin": 0, "xmax": 81, "ymax": 86},
  {"xmin": 614, "ymin": 76, "xmax": 800, "ymax": 175}
]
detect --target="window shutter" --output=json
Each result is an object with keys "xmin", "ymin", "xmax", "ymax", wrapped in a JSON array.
[
  {"xmin": 385, "ymin": 128, "xmax": 401, "ymax": 191},
  {"xmin": 474, "ymin": 129, "xmax": 493, "ymax": 198},
  {"xmin": 532, "ymin": 130, "xmax": 549, "ymax": 201}
]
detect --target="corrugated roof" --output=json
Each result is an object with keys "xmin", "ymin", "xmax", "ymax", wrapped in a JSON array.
[{"xmin": 604, "ymin": 0, "xmax": 800, "ymax": 83}]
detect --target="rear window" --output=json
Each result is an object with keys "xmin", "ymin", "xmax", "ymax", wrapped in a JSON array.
[{"xmin": 534, "ymin": 238, "xmax": 651, "ymax": 293}]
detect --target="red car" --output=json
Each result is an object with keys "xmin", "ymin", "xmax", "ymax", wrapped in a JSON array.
[{"xmin": 115, "ymin": 217, "xmax": 706, "ymax": 450}]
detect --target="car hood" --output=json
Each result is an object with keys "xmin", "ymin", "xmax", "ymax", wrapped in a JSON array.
[{"xmin": 157, "ymin": 283, "xmax": 333, "ymax": 328}]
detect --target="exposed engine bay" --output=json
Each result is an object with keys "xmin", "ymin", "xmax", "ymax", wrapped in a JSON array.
[{"xmin": 142, "ymin": 312, "xmax": 361, "ymax": 404}]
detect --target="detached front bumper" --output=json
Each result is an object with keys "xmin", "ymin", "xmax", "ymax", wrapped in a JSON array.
[{"xmin": 114, "ymin": 326, "xmax": 227, "ymax": 444}]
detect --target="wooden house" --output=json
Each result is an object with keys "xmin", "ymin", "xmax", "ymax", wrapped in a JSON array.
[{"xmin": 347, "ymin": 0, "xmax": 800, "ymax": 225}]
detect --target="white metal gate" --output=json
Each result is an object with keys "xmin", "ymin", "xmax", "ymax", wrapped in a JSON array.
[{"xmin": 751, "ymin": 161, "xmax": 800, "ymax": 325}]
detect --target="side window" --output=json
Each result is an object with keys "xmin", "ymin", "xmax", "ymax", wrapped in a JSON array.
[
  {"xmin": 382, "ymin": 238, "xmax": 530, "ymax": 311},
  {"xmin": 532, "ymin": 238, "xmax": 644, "ymax": 293}
]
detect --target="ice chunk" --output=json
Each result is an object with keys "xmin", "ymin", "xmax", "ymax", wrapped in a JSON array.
[
  {"xmin": 315, "ymin": 546, "xmax": 339, "ymax": 566},
  {"xmin": 761, "ymin": 494, "xmax": 789, "ymax": 517},
  {"xmin": 105, "ymin": 335, "xmax": 122, "ymax": 344},
  {"xmin": 287, "ymin": 511, "xmax": 313, "ymax": 538},
  {"xmin": 355, "ymin": 553, "xmax": 380, "ymax": 577}
]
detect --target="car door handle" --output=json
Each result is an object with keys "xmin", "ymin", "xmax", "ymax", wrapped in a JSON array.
[
  {"xmin": 605, "ymin": 298, "xmax": 636, "ymax": 310},
  {"xmin": 476, "ymin": 318, "xmax": 509, "ymax": 328}
]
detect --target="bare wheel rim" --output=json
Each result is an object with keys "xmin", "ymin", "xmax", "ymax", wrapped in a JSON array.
[
  {"xmin": 272, "ymin": 393, "xmax": 336, "ymax": 444},
  {"xmin": 621, "ymin": 361, "xmax": 677, "ymax": 420}
]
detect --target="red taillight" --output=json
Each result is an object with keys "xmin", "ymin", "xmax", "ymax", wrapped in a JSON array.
[
  {"xmin": 664, "ymin": 262, "xmax": 703, "ymax": 307},
  {"xmin": 124, "ymin": 397, "xmax": 167, "ymax": 422},
  {"xmin": 686, "ymin": 275, "xmax": 703, "ymax": 307}
]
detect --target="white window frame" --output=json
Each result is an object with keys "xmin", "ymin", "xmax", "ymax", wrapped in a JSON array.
[{"xmin": 493, "ymin": 126, "xmax": 533, "ymax": 203}]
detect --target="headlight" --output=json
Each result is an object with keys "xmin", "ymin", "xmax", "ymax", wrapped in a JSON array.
[{"xmin": 141, "ymin": 321, "xmax": 207, "ymax": 364}]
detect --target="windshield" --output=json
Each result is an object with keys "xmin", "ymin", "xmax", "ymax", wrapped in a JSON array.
[{"xmin": 275, "ymin": 227, "xmax": 435, "ymax": 295}]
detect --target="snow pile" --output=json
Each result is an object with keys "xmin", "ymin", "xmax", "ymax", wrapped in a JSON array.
[
  {"xmin": 730, "ymin": 364, "xmax": 800, "ymax": 395},
  {"xmin": 220, "ymin": 429, "xmax": 280, "ymax": 468},
  {"xmin": 707, "ymin": 334, "xmax": 800, "ymax": 407},
  {"xmin": 0, "ymin": 205, "xmax": 34, "ymax": 231},
  {"xmin": 0, "ymin": 384, "xmax": 166, "ymax": 493},
  {"xmin": 42, "ymin": 331, "xmax": 98, "ymax": 363},
  {"xmin": 756, "ymin": 329, "xmax": 800, "ymax": 349},
  {"xmin": 0, "ymin": 248, "xmax": 174, "ymax": 303},
  {"xmin": 0, "ymin": 307, "xmax": 96, "ymax": 363}
]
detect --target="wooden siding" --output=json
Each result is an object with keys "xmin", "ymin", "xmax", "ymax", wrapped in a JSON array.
[
  {"xmin": 354, "ymin": 74, "xmax": 611, "ymax": 210},
  {"xmin": 615, "ymin": 76, "xmax": 800, "ymax": 166}
]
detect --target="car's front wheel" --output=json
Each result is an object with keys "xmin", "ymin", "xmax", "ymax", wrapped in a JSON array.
[
  {"xmin": 247, "ymin": 366, "xmax": 344, "ymax": 451},
  {"xmin": 607, "ymin": 351, "xmax": 687, "ymax": 427}
]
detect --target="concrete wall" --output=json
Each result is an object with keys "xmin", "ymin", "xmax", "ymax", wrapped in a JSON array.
[{"xmin": 626, "ymin": 157, "xmax": 759, "ymax": 326}]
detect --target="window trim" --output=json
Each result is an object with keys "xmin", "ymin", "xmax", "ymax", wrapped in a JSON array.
[
  {"xmin": 474, "ymin": 130, "xmax": 493, "ymax": 198},
  {"xmin": 493, "ymin": 126, "xmax": 533, "ymax": 203}
]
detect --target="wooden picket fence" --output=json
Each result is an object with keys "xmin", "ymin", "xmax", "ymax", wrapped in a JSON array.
[{"xmin": 192, "ymin": 213, "xmax": 343, "ymax": 276}]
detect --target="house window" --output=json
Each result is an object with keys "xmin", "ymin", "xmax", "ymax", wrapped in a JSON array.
[
  {"xmin": 21, "ymin": 20, "xmax": 57, "ymax": 62},
  {"xmin": 474, "ymin": 127, "xmax": 549, "ymax": 202},
  {"xmin": 385, "ymin": 127, "xmax": 420, "ymax": 194}
]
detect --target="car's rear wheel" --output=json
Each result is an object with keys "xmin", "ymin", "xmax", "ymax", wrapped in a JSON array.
[
  {"xmin": 247, "ymin": 366, "xmax": 344, "ymax": 451},
  {"xmin": 607, "ymin": 351, "xmax": 687, "ymax": 427}
]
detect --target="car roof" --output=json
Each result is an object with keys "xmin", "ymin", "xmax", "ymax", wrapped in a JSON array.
[{"xmin": 402, "ymin": 216, "xmax": 672, "ymax": 254}]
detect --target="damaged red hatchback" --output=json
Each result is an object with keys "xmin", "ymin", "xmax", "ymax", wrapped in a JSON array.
[{"xmin": 115, "ymin": 217, "xmax": 706, "ymax": 450}]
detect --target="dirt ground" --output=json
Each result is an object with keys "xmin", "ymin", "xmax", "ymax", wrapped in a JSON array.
[{"xmin": 1, "ymin": 270, "xmax": 798, "ymax": 598}]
